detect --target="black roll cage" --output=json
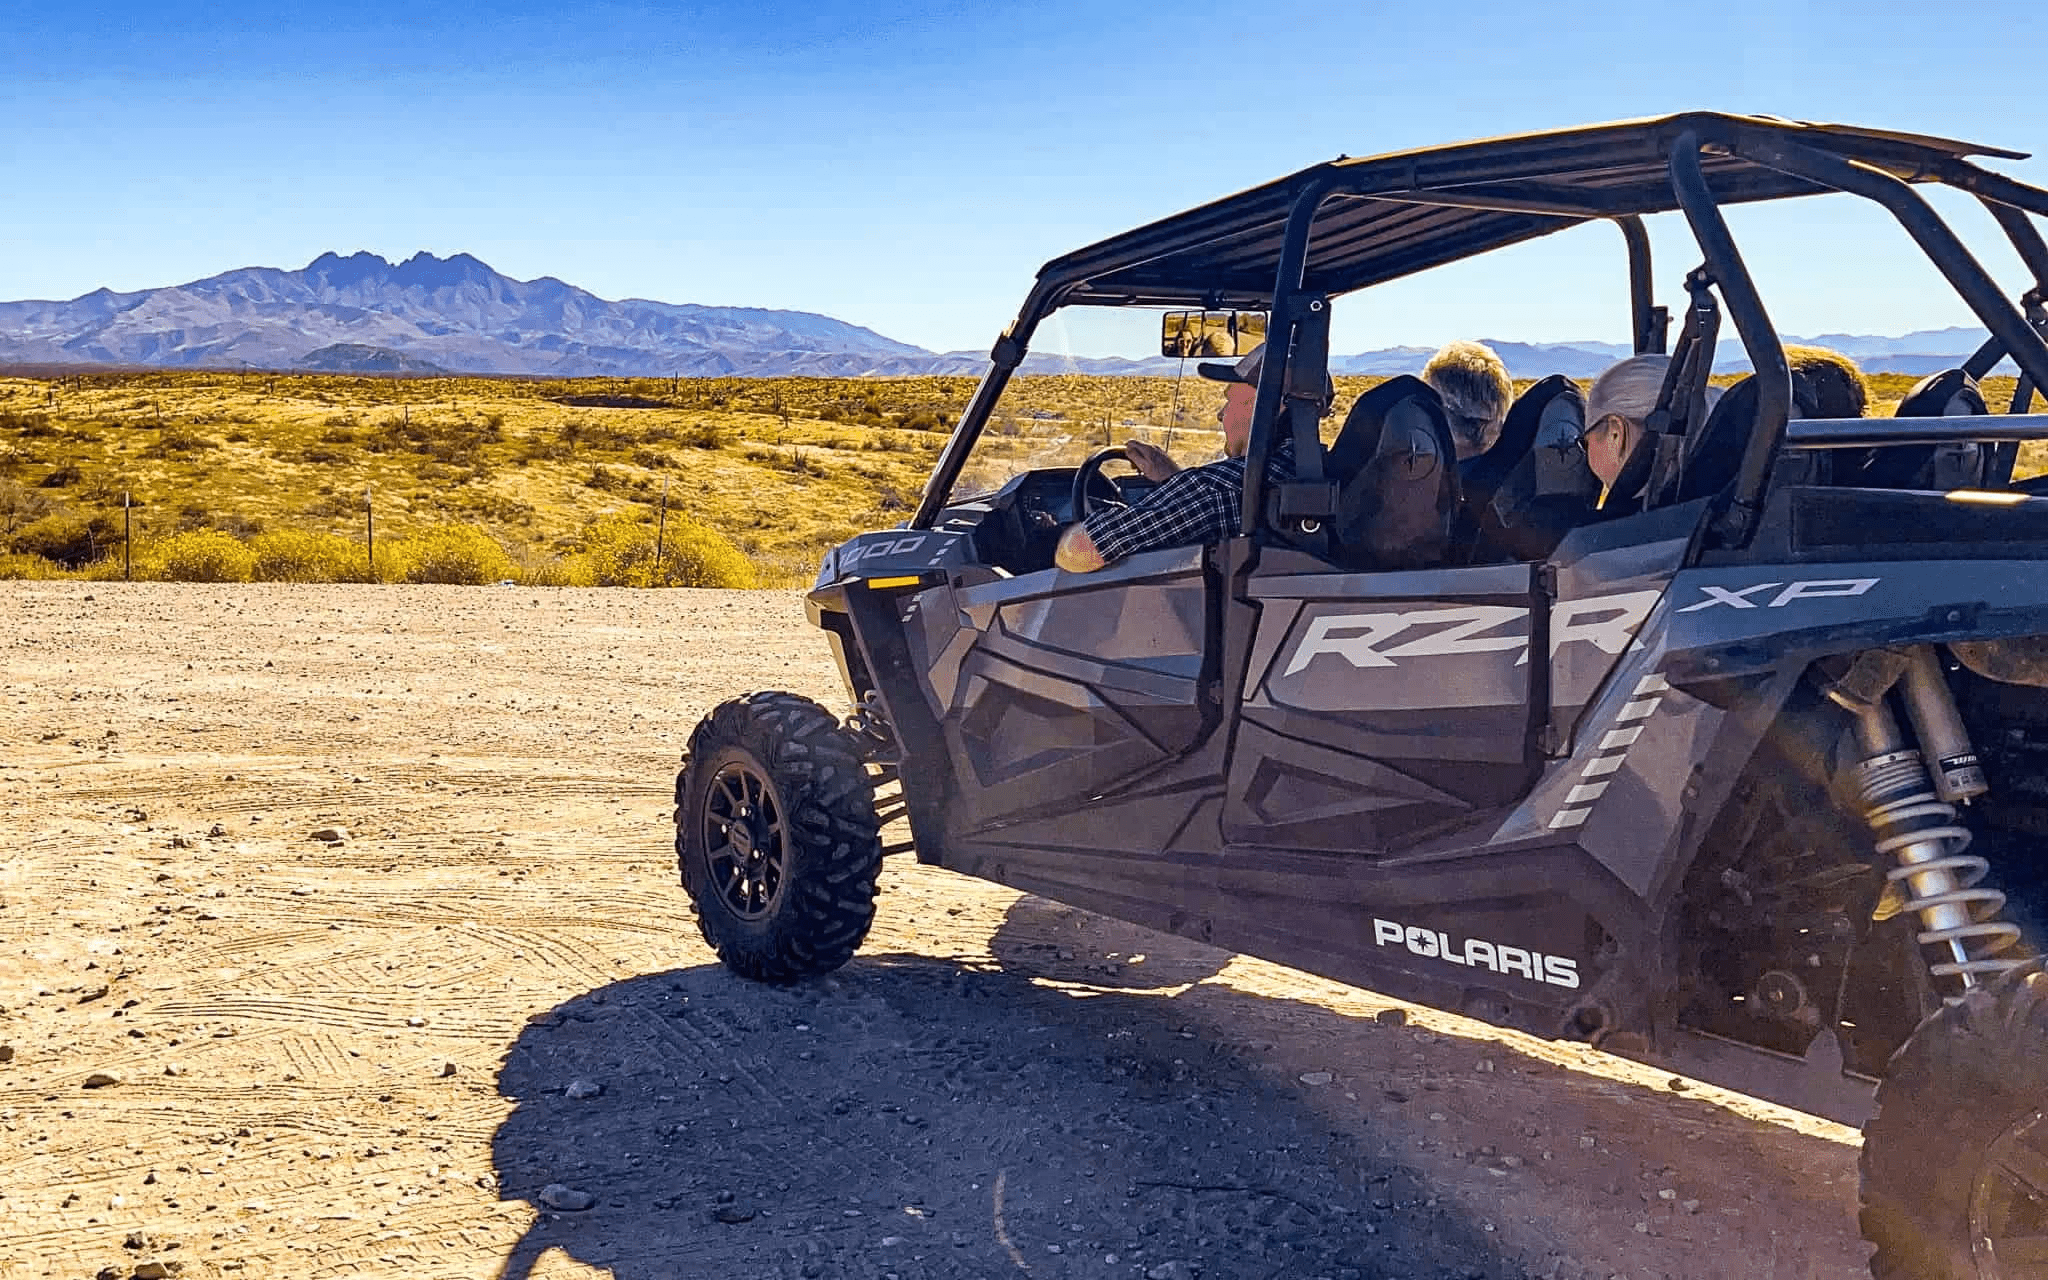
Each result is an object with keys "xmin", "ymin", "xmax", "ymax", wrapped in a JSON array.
[{"xmin": 911, "ymin": 113, "xmax": 2048, "ymax": 550}]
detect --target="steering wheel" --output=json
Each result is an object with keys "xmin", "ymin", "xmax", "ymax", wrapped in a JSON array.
[{"xmin": 1070, "ymin": 446, "xmax": 1131, "ymax": 521}]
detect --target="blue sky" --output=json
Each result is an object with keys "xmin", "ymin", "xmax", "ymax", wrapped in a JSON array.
[{"xmin": 3, "ymin": 0, "xmax": 2045, "ymax": 357}]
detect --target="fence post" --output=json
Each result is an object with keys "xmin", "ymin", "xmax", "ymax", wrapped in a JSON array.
[
  {"xmin": 654, "ymin": 477, "xmax": 671, "ymax": 587},
  {"xmin": 365, "ymin": 487, "xmax": 375, "ymax": 582},
  {"xmin": 123, "ymin": 492, "xmax": 131, "ymax": 581}
]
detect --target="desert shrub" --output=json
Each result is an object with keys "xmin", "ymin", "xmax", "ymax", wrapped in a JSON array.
[
  {"xmin": 10, "ymin": 511, "xmax": 120, "ymax": 567},
  {"xmin": 575, "ymin": 514, "xmax": 756, "ymax": 589},
  {"xmin": 0, "ymin": 551, "xmax": 65, "ymax": 579},
  {"xmin": 3, "ymin": 411, "xmax": 56, "ymax": 437},
  {"xmin": 150, "ymin": 428, "xmax": 218, "ymax": 454},
  {"xmin": 631, "ymin": 447, "xmax": 673, "ymax": 470},
  {"xmin": 682, "ymin": 420, "xmax": 725, "ymax": 450},
  {"xmin": 250, "ymin": 528, "xmax": 366, "ymax": 583},
  {"xmin": 457, "ymin": 491, "xmax": 538, "ymax": 525},
  {"xmin": 0, "ymin": 477, "xmax": 57, "ymax": 533},
  {"xmin": 522, "ymin": 556, "xmax": 592, "ymax": 588},
  {"xmin": 584, "ymin": 465, "xmax": 622, "ymax": 491},
  {"xmin": 302, "ymin": 446, "xmax": 354, "ymax": 464},
  {"xmin": 225, "ymin": 430, "xmax": 251, "ymax": 443},
  {"xmin": 38, "ymin": 463, "xmax": 83, "ymax": 488},
  {"xmin": 142, "ymin": 529, "xmax": 255, "ymax": 583},
  {"xmin": 388, "ymin": 524, "xmax": 514, "ymax": 585}
]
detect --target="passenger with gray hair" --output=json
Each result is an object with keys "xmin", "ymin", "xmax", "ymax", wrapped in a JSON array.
[
  {"xmin": 1581, "ymin": 353, "xmax": 1671, "ymax": 495},
  {"xmin": 1421, "ymin": 340, "xmax": 1514, "ymax": 459},
  {"xmin": 1581, "ymin": 353, "xmax": 1732, "ymax": 498}
]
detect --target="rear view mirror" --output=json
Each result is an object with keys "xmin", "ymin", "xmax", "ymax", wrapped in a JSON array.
[{"xmin": 1161, "ymin": 310, "xmax": 1267, "ymax": 360}]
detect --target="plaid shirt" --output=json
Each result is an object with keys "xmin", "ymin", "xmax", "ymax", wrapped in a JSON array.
[{"xmin": 1083, "ymin": 440, "xmax": 1295, "ymax": 563}]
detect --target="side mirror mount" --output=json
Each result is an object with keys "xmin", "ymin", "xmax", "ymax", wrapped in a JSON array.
[{"xmin": 1161, "ymin": 310, "xmax": 1267, "ymax": 360}]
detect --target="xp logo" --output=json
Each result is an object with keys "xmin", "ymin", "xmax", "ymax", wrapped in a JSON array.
[
  {"xmin": 1372, "ymin": 918, "xmax": 1580, "ymax": 989},
  {"xmin": 1676, "ymin": 577, "xmax": 1879, "ymax": 612}
]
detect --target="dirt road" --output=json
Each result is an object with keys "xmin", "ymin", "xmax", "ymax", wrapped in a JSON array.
[{"xmin": 1, "ymin": 583, "xmax": 1872, "ymax": 1280}]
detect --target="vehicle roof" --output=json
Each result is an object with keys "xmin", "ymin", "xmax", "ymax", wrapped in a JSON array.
[{"xmin": 1039, "ymin": 112, "xmax": 2028, "ymax": 310}]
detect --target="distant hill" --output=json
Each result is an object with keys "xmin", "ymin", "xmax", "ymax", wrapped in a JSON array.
[
  {"xmin": 297, "ymin": 343, "xmax": 448, "ymax": 374},
  {"xmin": 0, "ymin": 251, "xmax": 2014, "ymax": 379},
  {"xmin": 0, "ymin": 251, "xmax": 926, "ymax": 377}
]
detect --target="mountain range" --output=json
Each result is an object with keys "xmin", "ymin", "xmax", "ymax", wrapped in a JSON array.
[{"xmin": 0, "ymin": 251, "xmax": 2014, "ymax": 380}]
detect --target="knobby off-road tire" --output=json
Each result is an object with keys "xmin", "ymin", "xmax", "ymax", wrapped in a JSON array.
[
  {"xmin": 1860, "ymin": 960, "xmax": 2048, "ymax": 1280},
  {"xmin": 674, "ymin": 691, "xmax": 883, "ymax": 983}
]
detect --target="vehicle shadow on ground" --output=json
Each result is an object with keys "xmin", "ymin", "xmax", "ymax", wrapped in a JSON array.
[
  {"xmin": 987, "ymin": 892, "xmax": 1233, "ymax": 990},
  {"xmin": 491, "ymin": 898, "xmax": 1859, "ymax": 1280},
  {"xmin": 491, "ymin": 959, "xmax": 1510, "ymax": 1279}
]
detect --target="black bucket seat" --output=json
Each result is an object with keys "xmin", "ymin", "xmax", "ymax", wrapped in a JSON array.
[{"xmin": 1321, "ymin": 375, "xmax": 1461, "ymax": 571}]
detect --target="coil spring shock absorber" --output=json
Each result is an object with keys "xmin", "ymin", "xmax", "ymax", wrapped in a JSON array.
[{"xmin": 1832, "ymin": 645, "xmax": 2023, "ymax": 991}]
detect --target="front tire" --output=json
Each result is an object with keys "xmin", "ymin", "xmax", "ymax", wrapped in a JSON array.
[
  {"xmin": 675, "ymin": 691, "xmax": 882, "ymax": 983},
  {"xmin": 1861, "ymin": 960, "xmax": 2048, "ymax": 1279}
]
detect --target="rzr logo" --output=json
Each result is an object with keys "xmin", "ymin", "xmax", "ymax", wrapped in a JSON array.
[
  {"xmin": 1281, "ymin": 591, "xmax": 1658, "ymax": 676},
  {"xmin": 1372, "ymin": 918, "xmax": 1580, "ymax": 989},
  {"xmin": 1281, "ymin": 576, "xmax": 1884, "ymax": 675}
]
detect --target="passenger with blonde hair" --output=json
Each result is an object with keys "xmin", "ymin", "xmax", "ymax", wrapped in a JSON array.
[
  {"xmin": 1783, "ymin": 345, "xmax": 1868, "ymax": 418},
  {"xmin": 1421, "ymin": 340, "xmax": 1514, "ymax": 459}
]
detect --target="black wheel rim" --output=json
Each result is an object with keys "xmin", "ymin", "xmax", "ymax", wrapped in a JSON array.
[
  {"xmin": 702, "ymin": 759, "xmax": 787, "ymax": 921},
  {"xmin": 1971, "ymin": 1108, "xmax": 2048, "ymax": 1276}
]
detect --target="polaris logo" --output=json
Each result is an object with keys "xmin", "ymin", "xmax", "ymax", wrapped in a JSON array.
[{"xmin": 1372, "ymin": 918, "xmax": 1580, "ymax": 989}]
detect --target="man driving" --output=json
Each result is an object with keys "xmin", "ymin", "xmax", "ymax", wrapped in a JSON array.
[{"xmin": 1054, "ymin": 342, "xmax": 1313, "ymax": 573}]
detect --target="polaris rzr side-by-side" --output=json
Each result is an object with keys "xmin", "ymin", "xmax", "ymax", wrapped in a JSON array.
[{"xmin": 672, "ymin": 113, "xmax": 2048, "ymax": 1278}]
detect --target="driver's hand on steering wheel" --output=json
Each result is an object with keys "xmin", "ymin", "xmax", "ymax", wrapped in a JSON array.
[{"xmin": 1123, "ymin": 439, "xmax": 1180, "ymax": 483}]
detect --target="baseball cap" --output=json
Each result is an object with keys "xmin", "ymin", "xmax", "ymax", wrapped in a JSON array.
[
  {"xmin": 1196, "ymin": 342, "xmax": 1265, "ymax": 384},
  {"xmin": 1197, "ymin": 341, "xmax": 1335, "ymax": 403}
]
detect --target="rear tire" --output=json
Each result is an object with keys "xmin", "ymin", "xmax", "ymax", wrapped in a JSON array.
[
  {"xmin": 1860, "ymin": 960, "xmax": 2048, "ymax": 1279},
  {"xmin": 674, "ymin": 691, "xmax": 882, "ymax": 983}
]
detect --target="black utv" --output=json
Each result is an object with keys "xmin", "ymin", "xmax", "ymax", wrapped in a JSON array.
[{"xmin": 674, "ymin": 113, "xmax": 2048, "ymax": 1278}]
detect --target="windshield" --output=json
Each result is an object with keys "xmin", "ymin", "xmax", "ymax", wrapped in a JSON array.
[{"xmin": 950, "ymin": 359, "xmax": 1233, "ymax": 500}]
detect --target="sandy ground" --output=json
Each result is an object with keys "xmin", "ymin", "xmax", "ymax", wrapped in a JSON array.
[{"xmin": 0, "ymin": 582, "xmax": 1875, "ymax": 1280}]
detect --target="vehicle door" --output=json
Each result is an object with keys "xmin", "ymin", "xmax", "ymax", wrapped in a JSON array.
[
  {"xmin": 1223, "ymin": 555, "xmax": 1542, "ymax": 853},
  {"xmin": 903, "ymin": 544, "xmax": 1216, "ymax": 833}
]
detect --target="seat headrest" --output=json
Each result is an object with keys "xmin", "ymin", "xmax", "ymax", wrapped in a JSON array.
[
  {"xmin": 1328, "ymin": 375, "xmax": 1441, "ymax": 481},
  {"xmin": 1671, "ymin": 364, "xmax": 1855, "ymax": 505},
  {"xmin": 1328, "ymin": 376, "xmax": 1460, "ymax": 571},
  {"xmin": 1896, "ymin": 368, "xmax": 1987, "ymax": 419},
  {"xmin": 1461, "ymin": 374, "xmax": 1574, "ymax": 506},
  {"xmin": 1527, "ymin": 386, "xmax": 1595, "ymax": 500}
]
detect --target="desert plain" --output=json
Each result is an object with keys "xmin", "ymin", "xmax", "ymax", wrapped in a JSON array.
[{"xmin": 3, "ymin": 581, "xmax": 1878, "ymax": 1279}]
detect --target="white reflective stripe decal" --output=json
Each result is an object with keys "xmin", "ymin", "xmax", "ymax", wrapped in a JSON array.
[
  {"xmin": 1550, "ymin": 669, "xmax": 1670, "ymax": 830},
  {"xmin": 1599, "ymin": 726, "xmax": 1645, "ymax": 750}
]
